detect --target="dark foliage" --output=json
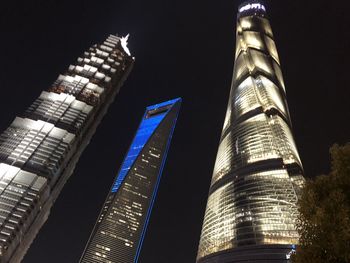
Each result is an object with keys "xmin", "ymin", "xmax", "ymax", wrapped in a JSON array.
[{"xmin": 293, "ymin": 144, "xmax": 350, "ymax": 263}]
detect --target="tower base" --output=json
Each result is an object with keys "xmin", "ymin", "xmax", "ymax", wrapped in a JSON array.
[{"xmin": 197, "ymin": 244, "xmax": 295, "ymax": 263}]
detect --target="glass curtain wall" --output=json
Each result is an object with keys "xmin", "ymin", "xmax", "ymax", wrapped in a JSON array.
[{"xmin": 197, "ymin": 2, "xmax": 304, "ymax": 262}]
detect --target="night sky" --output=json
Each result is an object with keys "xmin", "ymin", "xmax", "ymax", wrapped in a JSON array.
[{"xmin": 0, "ymin": 0, "xmax": 349, "ymax": 262}]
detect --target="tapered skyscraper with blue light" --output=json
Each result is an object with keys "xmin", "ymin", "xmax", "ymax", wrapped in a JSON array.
[
  {"xmin": 80, "ymin": 98, "xmax": 181, "ymax": 263},
  {"xmin": 197, "ymin": 2, "xmax": 304, "ymax": 262}
]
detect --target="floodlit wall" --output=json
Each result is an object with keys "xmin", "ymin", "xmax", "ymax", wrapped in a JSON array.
[
  {"xmin": 197, "ymin": 2, "xmax": 304, "ymax": 262},
  {"xmin": 0, "ymin": 34, "xmax": 134, "ymax": 262}
]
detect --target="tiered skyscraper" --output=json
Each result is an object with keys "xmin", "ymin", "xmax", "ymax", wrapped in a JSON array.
[
  {"xmin": 80, "ymin": 98, "xmax": 181, "ymax": 263},
  {"xmin": 0, "ymin": 35, "xmax": 134, "ymax": 262},
  {"xmin": 197, "ymin": 2, "xmax": 304, "ymax": 262}
]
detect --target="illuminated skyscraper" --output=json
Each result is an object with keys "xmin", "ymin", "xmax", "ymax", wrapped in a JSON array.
[
  {"xmin": 80, "ymin": 98, "xmax": 181, "ymax": 263},
  {"xmin": 0, "ymin": 35, "xmax": 134, "ymax": 262},
  {"xmin": 197, "ymin": 2, "xmax": 304, "ymax": 262}
]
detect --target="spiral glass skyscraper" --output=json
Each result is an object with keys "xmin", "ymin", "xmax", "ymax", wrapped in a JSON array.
[{"xmin": 197, "ymin": 2, "xmax": 304, "ymax": 262}]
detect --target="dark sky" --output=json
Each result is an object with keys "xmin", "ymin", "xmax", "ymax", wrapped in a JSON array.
[{"xmin": 0, "ymin": 0, "xmax": 349, "ymax": 262}]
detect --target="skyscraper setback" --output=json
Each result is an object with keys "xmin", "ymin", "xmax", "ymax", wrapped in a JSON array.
[
  {"xmin": 197, "ymin": 2, "xmax": 304, "ymax": 262},
  {"xmin": 80, "ymin": 98, "xmax": 181, "ymax": 263},
  {"xmin": 0, "ymin": 35, "xmax": 133, "ymax": 262}
]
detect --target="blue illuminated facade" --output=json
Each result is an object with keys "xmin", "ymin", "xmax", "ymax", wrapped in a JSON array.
[
  {"xmin": 111, "ymin": 100, "xmax": 175, "ymax": 193},
  {"xmin": 80, "ymin": 98, "xmax": 181, "ymax": 263}
]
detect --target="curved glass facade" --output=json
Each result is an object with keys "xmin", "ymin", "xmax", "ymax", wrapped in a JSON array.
[{"xmin": 197, "ymin": 2, "xmax": 304, "ymax": 262}]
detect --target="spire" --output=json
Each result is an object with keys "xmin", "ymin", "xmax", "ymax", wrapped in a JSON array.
[{"xmin": 121, "ymin": 34, "xmax": 131, "ymax": 56}]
